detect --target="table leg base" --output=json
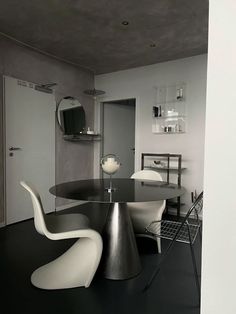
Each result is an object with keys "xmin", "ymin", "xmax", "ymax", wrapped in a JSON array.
[{"xmin": 101, "ymin": 202, "xmax": 142, "ymax": 280}]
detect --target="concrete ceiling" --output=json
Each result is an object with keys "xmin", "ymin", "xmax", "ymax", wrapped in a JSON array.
[{"xmin": 0, "ymin": 0, "xmax": 208, "ymax": 74}]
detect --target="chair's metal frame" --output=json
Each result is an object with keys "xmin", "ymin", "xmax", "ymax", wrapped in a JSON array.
[{"xmin": 144, "ymin": 192, "xmax": 203, "ymax": 304}]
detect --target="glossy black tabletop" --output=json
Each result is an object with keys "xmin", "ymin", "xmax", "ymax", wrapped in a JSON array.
[{"xmin": 49, "ymin": 178, "xmax": 185, "ymax": 203}]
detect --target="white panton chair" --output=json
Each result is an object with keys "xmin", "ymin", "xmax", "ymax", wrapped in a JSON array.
[
  {"xmin": 127, "ymin": 170, "xmax": 166, "ymax": 253},
  {"xmin": 20, "ymin": 181, "xmax": 103, "ymax": 290}
]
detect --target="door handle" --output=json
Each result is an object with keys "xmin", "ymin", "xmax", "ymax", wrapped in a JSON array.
[{"xmin": 9, "ymin": 146, "xmax": 22, "ymax": 151}]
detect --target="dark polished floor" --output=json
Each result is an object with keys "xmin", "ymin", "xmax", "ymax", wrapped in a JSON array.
[{"xmin": 0, "ymin": 204, "xmax": 201, "ymax": 314}]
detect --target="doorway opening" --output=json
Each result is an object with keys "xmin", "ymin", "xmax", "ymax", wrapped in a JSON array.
[{"xmin": 101, "ymin": 98, "xmax": 136, "ymax": 178}]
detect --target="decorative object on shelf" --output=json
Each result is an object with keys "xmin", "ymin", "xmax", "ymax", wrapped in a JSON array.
[
  {"xmin": 153, "ymin": 160, "xmax": 166, "ymax": 168},
  {"xmin": 152, "ymin": 105, "xmax": 163, "ymax": 117},
  {"xmin": 86, "ymin": 127, "xmax": 94, "ymax": 134},
  {"xmin": 176, "ymin": 87, "xmax": 183, "ymax": 100},
  {"xmin": 101, "ymin": 154, "xmax": 121, "ymax": 193},
  {"xmin": 152, "ymin": 83, "xmax": 186, "ymax": 134},
  {"xmin": 153, "ymin": 106, "xmax": 159, "ymax": 117}
]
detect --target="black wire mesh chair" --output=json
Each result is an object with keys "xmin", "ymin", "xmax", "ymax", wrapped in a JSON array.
[{"xmin": 143, "ymin": 192, "xmax": 203, "ymax": 303}]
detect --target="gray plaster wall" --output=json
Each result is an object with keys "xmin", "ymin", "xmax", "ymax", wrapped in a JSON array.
[{"xmin": 0, "ymin": 35, "xmax": 94, "ymax": 223}]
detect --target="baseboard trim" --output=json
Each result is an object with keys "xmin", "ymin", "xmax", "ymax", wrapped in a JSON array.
[{"xmin": 0, "ymin": 221, "xmax": 6, "ymax": 228}]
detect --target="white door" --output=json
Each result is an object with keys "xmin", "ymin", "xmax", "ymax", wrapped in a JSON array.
[
  {"xmin": 103, "ymin": 100, "xmax": 135, "ymax": 178},
  {"xmin": 4, "ymin": 76, "xmax": 56, "ymax": 224}
]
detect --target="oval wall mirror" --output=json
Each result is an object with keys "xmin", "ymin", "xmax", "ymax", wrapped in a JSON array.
[{"xmin": 56, "ymin": 96, "xmax": 86, "ymax": 135}]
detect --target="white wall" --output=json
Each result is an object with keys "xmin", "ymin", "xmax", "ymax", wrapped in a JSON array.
[
  {"xmin": 201, "ymin": 1, "xmax": 236, "ymax": 313},
  {"xmin": 95, "ymin": 54, "xmax": 207, "ymax": 213}
]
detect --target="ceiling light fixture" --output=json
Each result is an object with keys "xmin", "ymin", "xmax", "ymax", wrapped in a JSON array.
[{"xmin": 121, "ymin": 21, "xmax": 129, "ymax": 26}]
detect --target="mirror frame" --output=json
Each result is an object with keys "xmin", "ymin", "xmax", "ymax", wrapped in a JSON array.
[{"xmin": 56, "ymin": 96, "xmax": 85, "ymax": 133}]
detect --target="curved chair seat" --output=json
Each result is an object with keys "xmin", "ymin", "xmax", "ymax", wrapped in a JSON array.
[
  {"xmin": 20, "ymin": 181, "xmax": 103, "ymax": 290},
  {"xmin": 31, "ymin": 228, "xmax": 102, "ymax": 290},
  {"xmin": 45, "ymin": 213, "xmax": 89, "ymax": 234}
]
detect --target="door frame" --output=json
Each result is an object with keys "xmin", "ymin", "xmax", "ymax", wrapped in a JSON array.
[
  {"xmin": 93, "ymin": 95, "xmax": 139, "ymax": 179},
  {"xmin": 2, "ymin": 75, "xmax": 7, "ymax": 226}
]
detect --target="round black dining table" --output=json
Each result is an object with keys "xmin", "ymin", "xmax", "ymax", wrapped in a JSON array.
[{"xmin": 50, "ymin": 178, "xmax": 185, "ymax": 280}]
